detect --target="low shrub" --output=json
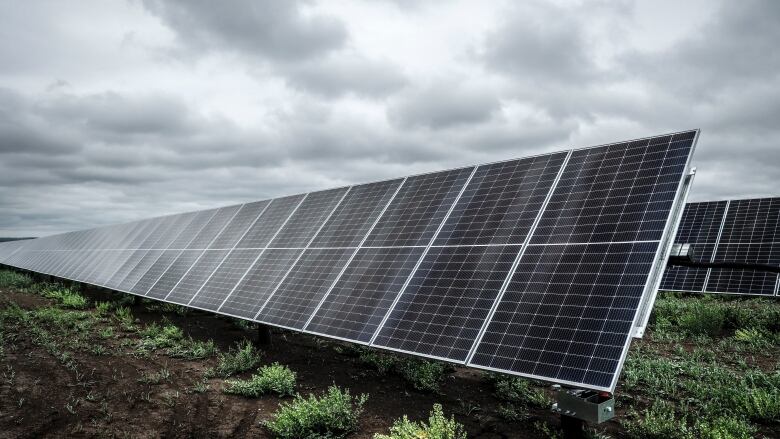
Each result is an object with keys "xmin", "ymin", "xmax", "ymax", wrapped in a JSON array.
[
  {"xmin": 206, "ymin": 340, "xmax": 262, "ymax": 378},
  {"xmin": 264, "ymin": 386, "xmax": 367, "ymax": 439},
  {"xmin": 490, "ymin": 374, "xmax": 551, "ymax": 408},
  {"xmin": 375, "ymin": 403, "xmax": 466, "ymax": 439},
  {"xmin": 734, "ymin": 388, "xmax": 780, "ymax": 423},
  {"xmin": 395, "ymin": 358, "xmax": 449, "ymax": 392},
  {"xmin": 223, "ymin": 363, "xmax": 296, "ymax": 397}
]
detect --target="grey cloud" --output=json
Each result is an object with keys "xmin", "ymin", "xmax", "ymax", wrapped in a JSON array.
[
  {"xmin": 279, "ymin": 54, "xmax": 408, "ymax": 98},
  {"xmin": 624, "ymin": 0, "xmax": 780, "ymax": 99},
  {"xmin": 142, "ymin": 0, "xmax": 347, "ymax": 61},
  {"xmin": 480, "ymin": 2, "xmax": 606, "ymax": 84},
  {"xmin": 387, "ymin": 81, "xmax": 501, "ymax": 129}
]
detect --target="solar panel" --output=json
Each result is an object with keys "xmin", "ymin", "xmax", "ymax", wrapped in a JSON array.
[
  {"xmin": 468, "ymin": 132, "xmax": 696, "ymax": 390},
  {"xmin": 0, "ymin": 130, "xmax": 698, "ymax": 392},
  {"xmin": 305, "ymin": 246, "xmax": 425, "ymax": 343},
  {"xmin": 704, "ymin": 197, "xmax": 780, "ymax": 295},
  {"xmin": 660, "ymin": 201, "xmax": 728, "ymax": 292}
]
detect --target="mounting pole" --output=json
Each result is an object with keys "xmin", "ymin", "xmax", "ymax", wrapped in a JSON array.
[
  {"xmin": 552, "ymin": 386, "xmax": 614, "ymax": 439},
  {"xmin": 256, "ymin": 323, "xmax": 272, "ymax": 347}
]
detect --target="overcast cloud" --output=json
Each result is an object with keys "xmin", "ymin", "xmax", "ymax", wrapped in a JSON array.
[{"xmin": 0, "ymin": 0, "xmax": 778, "ymax": 236}]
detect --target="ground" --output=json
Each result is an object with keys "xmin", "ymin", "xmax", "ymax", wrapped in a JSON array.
[{"xmin": 0, "ymin": 270, "xmax": 778, "ymax": 438}]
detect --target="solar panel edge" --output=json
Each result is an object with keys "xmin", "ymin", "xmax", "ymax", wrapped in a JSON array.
[
  {"xmin": 607, "ymin": 130, "xmax": 699, "ymax": 392},
  {"xmin": 633, "ymin": 156, "xmax": 697, "ymax": 334},
  {"xmin": 368, "ymin": 165, "xmax": 479, "ymax": 348},
  {"xmin": 464, "ymin": 150, "xmax": 573, "ymax": 365}
]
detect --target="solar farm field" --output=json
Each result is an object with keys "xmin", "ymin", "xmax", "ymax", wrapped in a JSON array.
[{"xmin": 0, "ymin": 269, "xmax": 778, "ymax": 438}]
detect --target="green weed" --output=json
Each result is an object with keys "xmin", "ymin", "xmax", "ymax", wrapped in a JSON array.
[
  {"xmin": 264, "ymin": 386, "xmax": 367, "ymax": 439},
  {"xmin": 693, "ymin": 416, "xmax": 756, "ymax": 439},
  {"xmin": 223, "ymin": 363, "xmax": 296, "ymax": 397},
  {"xmin": 42, "ymin": 287, "xmax": 88, "ymax": 309},
  {"xmin": 0, "ymin": 270, "xmax": 34, "ymax": 289},
  {"xmin": 206, "ymin": 340, "xmax": 262, "ymax": 378},
  {"xmin": 624, "ymin": 401, "xmax": 692, "ymax": 439},
  {"xmin": 489, "ymin": 374, "xmax": 551, "ymax": 408},
  {"xmin": 375, "ymin": 403, "xmax": 466, "ymax": 439}
]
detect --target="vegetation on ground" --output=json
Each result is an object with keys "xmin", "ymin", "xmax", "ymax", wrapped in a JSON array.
[
  {"xmin": 206, "ymin": 339, "xmax": 263, "ymax": 378},
  {"xmin": 264, "ymin": 385, "xmax": 368, "ymax": 439},
  {"xmin": 375, "ymin": 404, "xmax": 467, "ymax": 439},
  {"xmin": 223, "ymin": 362, "xmax": 296, "ymax": 397},
  {"xmin": 354, "ymin": 348, "xmax": 451, "ymax": 392},
  {"xmin": 1, "ymin": 269, "xmax": 779, "ymax": 438}
]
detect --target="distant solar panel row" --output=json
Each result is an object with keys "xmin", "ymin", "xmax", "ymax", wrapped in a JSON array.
[
  {"xmin": 0, "ymin": 130, "xmax": 698, "ymax": 392},
  {"xmin": 661, "ymin": 197, "xmax": 780, "ymax": 296}
]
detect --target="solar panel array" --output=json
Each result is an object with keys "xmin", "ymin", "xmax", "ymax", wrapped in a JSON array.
[
  {"xmin": 0, "ymin": 130, "xmax": 697, "ymax": 392},
  {"xmin": 661, "ymin": 197, "xmax": 780, "ymax": 296}
]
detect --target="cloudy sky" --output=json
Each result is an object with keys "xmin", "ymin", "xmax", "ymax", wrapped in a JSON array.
[{"xmin": 1, "ymin": 0, "xmax": 778, "ymax": 237}]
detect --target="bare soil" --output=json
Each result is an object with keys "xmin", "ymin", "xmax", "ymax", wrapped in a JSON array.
[{"xmin": 0, "ymin": 285, "xmax": 567, "ymax": 439}]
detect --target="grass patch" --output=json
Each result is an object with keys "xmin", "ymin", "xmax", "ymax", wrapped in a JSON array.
[
  {"xmin": 264, "ymin": 385, "xmax": 367, "ymax": 439},
  {"xmin": 206, "ymin": 340, "xmax": 262, "ymax": 378},
  {"xmin": 375, "ymin": 403, "xmax": 466, "ymax": 439},
  {"xmin": 41, "ymin": 286, "xmax": 88, "ymax": 309},
  {"xmin": 0, "ymin": 270, "xmax": 34, "ymax": 289},
  {"xmin": 223, "ymin": 363, "xmax": 296, "ymax": 397}
]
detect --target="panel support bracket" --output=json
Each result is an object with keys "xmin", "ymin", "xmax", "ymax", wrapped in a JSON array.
[
  {"xmin": 256, "ymin": 323, "xmax": 273, "ymax": 347},
  {"xmin": 552, "ymin": 386, "xmax": 614, "ymax": 439}
]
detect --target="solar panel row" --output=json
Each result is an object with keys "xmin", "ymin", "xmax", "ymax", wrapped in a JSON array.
[
  {"xmin": 661, "ymin": 197, "xmax": 780, "ymax": 296},
  {"xmin": 0, "ymin": 130, "xmax": 698, "ymax": 392}
]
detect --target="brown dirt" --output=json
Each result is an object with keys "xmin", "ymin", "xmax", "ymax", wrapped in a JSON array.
[{"xmin": 0, "ymin": 285, "xmax": 567, "ymax": 438}]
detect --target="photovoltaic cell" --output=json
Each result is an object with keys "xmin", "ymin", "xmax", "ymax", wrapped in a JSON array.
[
  {"xmin": 468, "ymin": 132, "xmax": 696, "ymax": 390},
  {"xmin": 470, "ymin": 242, "xmax": 659, "ymax": 389},
  {"xmin": 364, "ymin": 168, "xmax": 474, "ymax": 247},
  {"xmin": 531, "ymin": 134, "xmax": 693, "ymax": 245},
  {"xmin": 306, "ymin": 246, "xmax": 425, "ymax": 342},
  {"xmin": 434, "ymin": 152, "xmax": 567, "ymax": 246},
  {"xmin": 209, "ymin": 201, "xmax": 270, "ymax": 249},
  {"xmin": 146, "ymin": 250, "xmax": 204, "ymax": 299},
  {"xmin": 373, "ymin": 245, "xmax": 519, "ymax": 361},
  {"xmin": 118, "ymin": 250, "xmax": 163, "ymax": 292},
  {"xmin": 185, "ymin": 205, "xmax": 241, "ymax": 249},
  {"xmin": 218, "ymin": 248, "xmax": 304, "ymax": 319},
  {"xmin": 660, "ymin": 201, "xmax": 727, "ymax": 292},
  {"xmin": 165, "ymin": 250, "xmax": 230, "ymax": 304},
  {"xmin": 269, "ymin": 188, "xmax": 349, "ymax": 248},
  {"xmin": 235, "ymin": 195, "xmax": 305, "ymax": 249},
  {"xmin": 189, "ymin": 249, "xmax": 261, "ymax": 310},
  {"xmin": 310, "ymin": 179, "xmax": 404, "ymax": 248},
  {"xmin": 705, "ymin": 198, "xmax": 780, "ymax": 295},
  {"xmin": 257, "ymin": 248, "xmax": 354, "ymax": 329},
  {"xmin": 132, "ymin": 250, "xmax": 181, "ymax": 295}
]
